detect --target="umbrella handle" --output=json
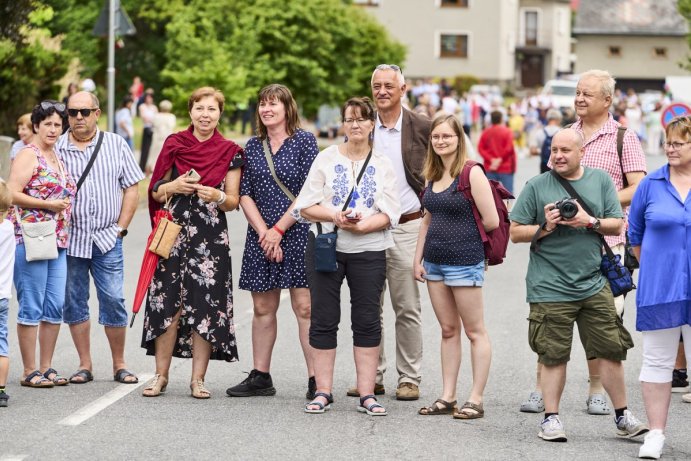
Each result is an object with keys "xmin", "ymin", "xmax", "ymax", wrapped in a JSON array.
[{"xmin": 129, "ymin": 313, "xmax": 137, "ymax": 328}]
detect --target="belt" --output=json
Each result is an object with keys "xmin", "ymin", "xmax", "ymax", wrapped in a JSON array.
[{"xmin": 399, "ymin": 210, "xmax": 422, "ymax": 224}]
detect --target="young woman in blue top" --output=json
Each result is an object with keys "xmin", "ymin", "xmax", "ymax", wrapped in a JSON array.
[
  {"xmin": 414, "ymin": 114, "xmax": 498, "ymax": 419},
  {"xmin": 628, "ymin": 115, "xmax": 691, "ymax": 459}
]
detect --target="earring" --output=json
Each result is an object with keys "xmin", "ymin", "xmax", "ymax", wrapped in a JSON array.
[{"xmin": 344, "ymin": 135, "xmax": 348, "ymax": 142}]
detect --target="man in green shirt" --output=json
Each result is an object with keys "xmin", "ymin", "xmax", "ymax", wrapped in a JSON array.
[{"xmin": 509, "ymin": 128, "xmax": 648, "ymax": 443}]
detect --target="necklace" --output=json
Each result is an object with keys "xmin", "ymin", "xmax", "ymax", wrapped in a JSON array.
[
  {"xmin": 72, "ymin": 130, "xmax": 97, "ymax": 144},
  {"xmin": 345, "ymin": 142, "xmax": 369, "ymax": 179}
]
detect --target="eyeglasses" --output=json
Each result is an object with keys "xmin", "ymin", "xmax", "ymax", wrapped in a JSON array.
[
  {"xmin": 430, "ymin": 134, "xmax": 458, "ymax": 142},
  {"xmin": 40, "ymin": 101, "xmax": 66, "ymax": 113},
  {"xmin": 67, "ymin": 108, "xmax": 98, "ymax": 118},
  {"xmin": 664, "ymin": 141, "xmax": 691, "ymax": 150},
  {"xmin": 375, "ymin": 64, "xmax": 401, "ymax": 72},
  {"xmin": 344, "ymin": 118, "xmax": 368, "ymax": 125}
]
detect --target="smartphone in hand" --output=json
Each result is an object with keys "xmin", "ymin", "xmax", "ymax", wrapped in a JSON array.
[{"xmin": 186, "ymin": 169, "xmax": 201, "ymax": 181}]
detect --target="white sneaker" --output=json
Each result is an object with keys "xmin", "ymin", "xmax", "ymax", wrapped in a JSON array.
[
  {"xmin": 616, "ymin": 409, "xmax": 649, "ymax": 438},
  {"xmin": 639, "ymin": 429, "xmax": 665, "ymax": 459},
  {"xmin": 682, "ymin": 393, "xmax": 691, "ymax": 403},
  {"xmin": 538, "ymin": 414, "xmax": 567, "ymax": 442}
]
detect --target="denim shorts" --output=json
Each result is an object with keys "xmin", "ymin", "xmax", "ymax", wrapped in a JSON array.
[
  {"xmin": 63, "ymin": 240, "xmax": 128, "ymax": 327},
  {"xmin": 14, "ymin": 245, "xmax": 67, "ymax": 325},
  {"xmin": 0, "ymin": 298, "xmax": 8, "ymax": 357},
  {"xmin": 423, "ymin": 260, "xmax": 485, "ymax": 287}
]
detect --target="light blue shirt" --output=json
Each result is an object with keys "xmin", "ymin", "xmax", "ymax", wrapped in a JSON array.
[{"xmin": 628, "ymin": 164, "xmax": 691, "ymax": 331}]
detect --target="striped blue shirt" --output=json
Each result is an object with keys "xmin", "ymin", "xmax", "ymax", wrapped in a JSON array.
[{"xmin": 56, "ymin": 129, "xmax": 144, "ymax": 258}]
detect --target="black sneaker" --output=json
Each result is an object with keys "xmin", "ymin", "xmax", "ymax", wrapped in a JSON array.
[
  {"xmin": 672, "ymin": 369, "xmax": 689, "ymax": 393},
  {"xmin": 306, "ymin": 376, "xmax": 316, "ymax": 400},
  {"xmin": 0, "ymin": 391, "xmax": 9, "ymax": 407},
  {"xmin": 226, "ymin": 369, "xmax": 276, "ymax": 397}
]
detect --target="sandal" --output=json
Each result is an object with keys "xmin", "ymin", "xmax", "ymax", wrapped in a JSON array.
[
  {"xmin": 190, "ymin": 379, "xmax": 211, "ymax": 399},
  {"xmin": 418, "ymin": 398, "xmax": 457, "ymax": 415},
  {"xmin": 453, "ymin": 401, "xmax": 484, "ymax": 420},
  {"xmin": 304, "ymin": 392, "xmax": 333, "ymax": 414},
  {"xmin": 143, "ymin": 374, "xmax": 168, "ymax": 397},
  {"xmin": 114, "ymin": 369, "xmax": 139, "ymax": 384},
  {"xmin": 43, "ymin": 368, "xmax": 69, "ymax": 386},
  {"xmin": 20, "ymin": 370, "xmax": 54, "ymax": 388},
  {"xmin": 69, "ymin": 369, "xmax": 94, "ymax": 384},
  {"xmin": 357, "ymin": 394, "xmax": 387, "ymax": 416}
]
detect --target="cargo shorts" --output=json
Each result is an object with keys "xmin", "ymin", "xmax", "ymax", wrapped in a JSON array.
[{"xmin": 527, "ymin": 284, "xmax": 634, "ymax": 366}]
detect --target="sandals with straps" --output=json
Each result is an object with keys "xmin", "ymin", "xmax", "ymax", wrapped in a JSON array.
[
  {"xmin": 358, "ymin": 394, "xmax": 387, "ymax": 416},
  {"xmin": 305, "ymin": 392, "xmax": 333, "ymax": 413},
  {"xmin": 453, "ymin": 401, "xmax": 484, "ymax": 420},
  {"xmin": 418, "ymin": 398, "xmax": 457, "ymax": 415}
]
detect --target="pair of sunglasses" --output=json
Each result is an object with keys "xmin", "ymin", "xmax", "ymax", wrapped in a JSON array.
[
  {"xmin": 67, "ymin": 108, "xmax": 98, "ymax": 117},
  {"xmin": 40, "ymin": 101, "xmax": 66, "ymax": 113}
]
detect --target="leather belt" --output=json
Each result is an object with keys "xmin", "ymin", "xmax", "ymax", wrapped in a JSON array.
[{"xmin": 399, "ymin": 210, "xmax": 422, "ymax": 224}]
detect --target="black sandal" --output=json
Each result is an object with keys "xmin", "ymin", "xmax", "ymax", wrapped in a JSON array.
[
  {"xmin": 358, "ymin": 394, "xmax": 387, "ymax": 416},
  {"xmin": 304, "ymin": 392, "xmax": 333, "ymax": 413},
  {"xmin": 114, "ymin": 369, "xmax": 138, "ymax": 384},
  {"xmin": 44, "ymin": 368, "xmax": 69, "ymax": 386}
]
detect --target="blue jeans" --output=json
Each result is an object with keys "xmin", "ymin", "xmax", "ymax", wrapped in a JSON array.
[
  {"xmin": 486, "ymin": 172, "xmax": 514, "ymax": 194},
  {"xmin": 423, "ymin": 260, "xmax": 485, "ymax": 287},
  {"xmin": 63, "ymin": 239, "xmax": 127, "ymax": 327},
  {"xmin": 13, "ymin": 245, "xmax": 67, "ymax": 325},
  {"xmin": 0, "ymin": 298, "xmax": 8, "ymax": 356}
]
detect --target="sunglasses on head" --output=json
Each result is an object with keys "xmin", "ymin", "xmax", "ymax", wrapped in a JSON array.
[
  {"xmin": 67, "ymin": 108, "xmax": 98, "ymax": 117},
  {"xmin": 40, "ymin": 101, "xmax": 66, "ymax": 113}
]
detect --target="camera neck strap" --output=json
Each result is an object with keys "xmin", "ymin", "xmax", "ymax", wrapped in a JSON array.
[{"xmin": 316, "ymin": 148, "xmax": 372, "ymax": 235}]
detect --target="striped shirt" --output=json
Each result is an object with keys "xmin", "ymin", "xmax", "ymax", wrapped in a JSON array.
[{"xmin": 55, "ymin": 129, "xmax": 144, "ymax": 258}]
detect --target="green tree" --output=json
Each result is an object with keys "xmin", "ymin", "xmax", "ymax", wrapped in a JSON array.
[{"xmin": 680, "ymin": 0, "xmax": 691, "ymax": 70}]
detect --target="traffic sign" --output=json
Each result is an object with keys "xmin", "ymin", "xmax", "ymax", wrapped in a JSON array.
[
  {"xmin": 661, "ymin": 103, "xmax": 691, "ymax": 128},
  {"xmin": 93, "ymin": 0, "xmax": 136, "ymax": 37}
]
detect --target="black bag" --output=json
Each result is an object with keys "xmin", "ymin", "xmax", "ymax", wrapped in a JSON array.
[
  {"xmin": 623, "ymin": 235, "xmax": 639, "ymax": 270},
  {"xmin": 313, "ymin": 150, "xmax": 372, "ymax": 273}
]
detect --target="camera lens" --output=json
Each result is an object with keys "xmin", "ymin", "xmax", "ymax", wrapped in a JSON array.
[{"xmin": 558, "ymin": 200, "xmax": 578, "ymax": 219}]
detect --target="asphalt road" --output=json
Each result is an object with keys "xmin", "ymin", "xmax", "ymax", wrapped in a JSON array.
[{"xmin": 1, "ymin": 151, "xmax": 688, "ymax": 461}]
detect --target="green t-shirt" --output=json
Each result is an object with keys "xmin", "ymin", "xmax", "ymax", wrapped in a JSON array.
[{"xmin": 510, "ymin": 168, "xmax": 623, "ymax": 302}]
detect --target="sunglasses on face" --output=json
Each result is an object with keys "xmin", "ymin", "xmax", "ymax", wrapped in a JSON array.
[
  {"xmin": 67, "ymin": 108, "xmax": 98, "ymax": 118},
  {"xmin": 40, "ymin": 101, "xmax": 66, "ymax": 113}
]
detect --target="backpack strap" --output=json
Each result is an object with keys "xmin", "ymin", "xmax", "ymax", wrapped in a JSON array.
[
  {"xmin": 616, "ymin": 126, "xmax": 627, "ymax": 188},
  {"xmin": 457, "ymin": 159, "xmax": 489, "ymax": 244}
]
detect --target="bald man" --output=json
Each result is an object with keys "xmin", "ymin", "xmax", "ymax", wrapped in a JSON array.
[{"xmin": 509, "ymin": 129, "xmax": 648, "ymax": 443}]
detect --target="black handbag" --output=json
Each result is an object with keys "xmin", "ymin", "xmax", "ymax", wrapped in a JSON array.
[{"xmin": 313, "ymin": 149, "xmax": 372, "ymax": 273}]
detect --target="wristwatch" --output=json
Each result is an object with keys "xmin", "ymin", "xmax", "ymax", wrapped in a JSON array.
[
  {"xmin": 586, "ymin": 217, "xmax": 601, "ymax": 230},
  {"xmin": 116, "ymin": 225, "xmax": 128, "ymax": 237}
]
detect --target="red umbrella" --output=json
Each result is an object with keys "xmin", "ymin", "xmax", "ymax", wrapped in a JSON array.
[{"xmin": 129, "ymin": 208, "xmax": 170, "ymax": 328}]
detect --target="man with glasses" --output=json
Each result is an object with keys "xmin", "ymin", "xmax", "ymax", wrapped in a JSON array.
[
  {"xmin": 56, "ymin": 91, "xmax": 144, "ymax": 385},
  {"xmin": 345, "ymin": 64, "xmax": 431, "ymax": 401},
  {"xmin": 520, "ymin": 69, "xmax": 648, "ymax": 416}
]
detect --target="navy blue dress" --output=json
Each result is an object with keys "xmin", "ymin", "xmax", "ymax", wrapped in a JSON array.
[{"xmin": 239, "ymin": 129, "xmax": 319, "ymax": 292}]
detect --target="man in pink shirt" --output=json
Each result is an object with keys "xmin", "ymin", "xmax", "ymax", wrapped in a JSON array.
[{"xmin": 478, "ymin": 110, "xmax": 517, "ymax": 193}]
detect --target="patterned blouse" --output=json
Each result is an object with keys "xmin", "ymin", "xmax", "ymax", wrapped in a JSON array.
[{"xmin": 9, "ymin": 144, "xmax": 78, "ymax": 248}]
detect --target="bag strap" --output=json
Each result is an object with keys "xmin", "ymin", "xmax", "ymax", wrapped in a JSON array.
[
  {"xmin": 76, "ymin": 131, "xmax": 105, "ymax": 192},
  {"xmin": 262, "ymin": 139, "xmax": 296, "ymax": 202},
  {"xmin": 316, "ymin": 148, "xmax": 373, "ymax": 235},
  {"xmin": 615, "ymin": 126, "xmax": 627, "ymax": 188},
  {"xmin": 547, "ymin": 170, "xmax": 615, "ymax": 258},
  {"xmin": 457, "ymin": 160, "xmax": 489, "ymax": 244}
]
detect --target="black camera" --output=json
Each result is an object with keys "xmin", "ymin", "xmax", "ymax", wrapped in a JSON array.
[{"xmin": 554, "ymin": 197, "xmax": 578, "ymax": 219}]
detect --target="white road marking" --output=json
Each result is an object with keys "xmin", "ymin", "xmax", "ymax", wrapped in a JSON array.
[
  {"xmin": 57, "ymin": 373, "xmax": 154, "ymax": 426},
  {"xmin": 0, "ymin": 456, "xmax": 28, "ymax": 461}
]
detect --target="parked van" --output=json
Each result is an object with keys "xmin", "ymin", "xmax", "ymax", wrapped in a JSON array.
[{"xmin": 540, "ymin": 79, "xmax": 577, "ymax": 111}]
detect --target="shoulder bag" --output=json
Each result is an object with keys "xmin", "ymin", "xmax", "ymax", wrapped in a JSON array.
[{"xmin": 314, "ymin": 149, "xmax": 372, "ymax": 273}]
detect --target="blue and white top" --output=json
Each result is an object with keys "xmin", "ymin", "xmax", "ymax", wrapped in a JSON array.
[
  {"xmin": 55, "ymin": 129, "xmax": 144, "ymax": 258},
  {"xmin": 628, "ymin": 163, "xmax": 691, "ymax": 331},
  {"xmin": 293, "ymin": 144, "xmax": 400, "ymax": 253}
]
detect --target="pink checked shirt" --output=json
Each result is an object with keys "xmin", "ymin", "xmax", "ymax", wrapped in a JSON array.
[{"xmin": 572, "ymin": 113, "xmax": 647, "ymax": 247}]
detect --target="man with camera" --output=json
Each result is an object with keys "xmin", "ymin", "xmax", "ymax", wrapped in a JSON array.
[{"xmin": 509, "ymin": 128, "xmax": 648, "ymax": 442}]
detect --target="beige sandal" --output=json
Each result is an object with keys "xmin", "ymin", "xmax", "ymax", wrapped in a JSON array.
[
  {"xmin": 190, "ymin": 379, "xmax": 210, "ymax": 399},
  {"xmin": 142, "ymin": 374, "xmax": 168, "ymax": 397}
]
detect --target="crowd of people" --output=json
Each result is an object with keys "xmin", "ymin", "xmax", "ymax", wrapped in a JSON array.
[{"xmin": 0, "ymin": 65, "xmax": 689, "ymax": 460}]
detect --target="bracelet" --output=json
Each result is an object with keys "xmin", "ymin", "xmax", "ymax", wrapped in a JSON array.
[
  {"xmin": 541, "ymin": 222, "xmax": 556, "ymax": 233},
  {"xmin": 216, "ymin": 191, "xmax": 227, "ymax": 205},
  {"xmin": 273, "ymin": 225, "xmax": 285, "ymax": 236}
]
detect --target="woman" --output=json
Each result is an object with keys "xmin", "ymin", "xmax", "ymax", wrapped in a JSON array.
[
  {"xmin": 142, "ymin": 87, "xmax": 243, "ymax": 399},
  {"xmin": 7, "ymin": 100, "xmax": 77, "ymax": 387},
  {"xmin": 413, "ymin": 114, "xmax": 497, "ymax": 419},
  {"xmin": 10, "ymin": 114, "xmax": 33, "ymax": 161},
  {"xmin": 147, "ymin": 100, "xmax": 177, "ymax": 174},
  {"xmin": 226, "ymin": 84, "xmax": 318, "ymax": 399},
  {"xmin": 294, "ymin": 97, "xmax": 400, "ymax": 415},
  {"xmin": 138, "ymin": 92, "xmax": 158, "ymax": 174},
  {"xmin": 628, "ymin": 115, "xmax": 691, "ymax": 459}
]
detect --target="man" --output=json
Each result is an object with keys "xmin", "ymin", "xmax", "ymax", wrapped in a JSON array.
[
  {"xmin": 510, "ymin": 128, "xmax": 648, "ymax": 442},
  {"xmin": 56, "ymin": 91, "xmax": 144, "ymax": 384},
  {"xmin": 529, "ymin": 108, "xmax": 562, "ymax": 174},
  {"xmin": 520, "ymin": 70, "xmax": 648, "ymax": 415},
  {"xmin": 345, "ymin": 64, "xmax": 430, "ymax": 401},
  {"xmin": 477, "ymin": 110, "xmax": 516, "ymax": 193}
]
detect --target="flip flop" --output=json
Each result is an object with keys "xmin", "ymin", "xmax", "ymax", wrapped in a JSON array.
[
  {"xmin": 21, "ymin": 370, "xmax": 54, "ymax": 388},
  {"xmin": 114, "ymin": 369, "xmax": 139, "ymax": 384},
  {"xmin": 43, "ymin": 368, "xmax": 69, "ymax": 386},
  {"xmin": 69, "ymin": 369, "xmax": 94, "ymax": 384}
]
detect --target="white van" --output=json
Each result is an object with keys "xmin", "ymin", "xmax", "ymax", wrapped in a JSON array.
[{"xmin": 540, "ymin": 79, "xmax": 577, "ymax": 111}]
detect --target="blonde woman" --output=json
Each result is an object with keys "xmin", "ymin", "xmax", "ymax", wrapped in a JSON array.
[{"xmin": 414, "ymin": 114, "xmax": 498, "ymax": 419}]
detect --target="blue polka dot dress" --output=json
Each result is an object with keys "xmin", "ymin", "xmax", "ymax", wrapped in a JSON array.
[{"xmin": 239, "ymin": 129, "xmax": 319, "ymax": 292}]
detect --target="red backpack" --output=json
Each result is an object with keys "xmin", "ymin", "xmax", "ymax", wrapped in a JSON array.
[{"xmin": 457, "ymin": 160, "xmax": 514, "ymax": 265}]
